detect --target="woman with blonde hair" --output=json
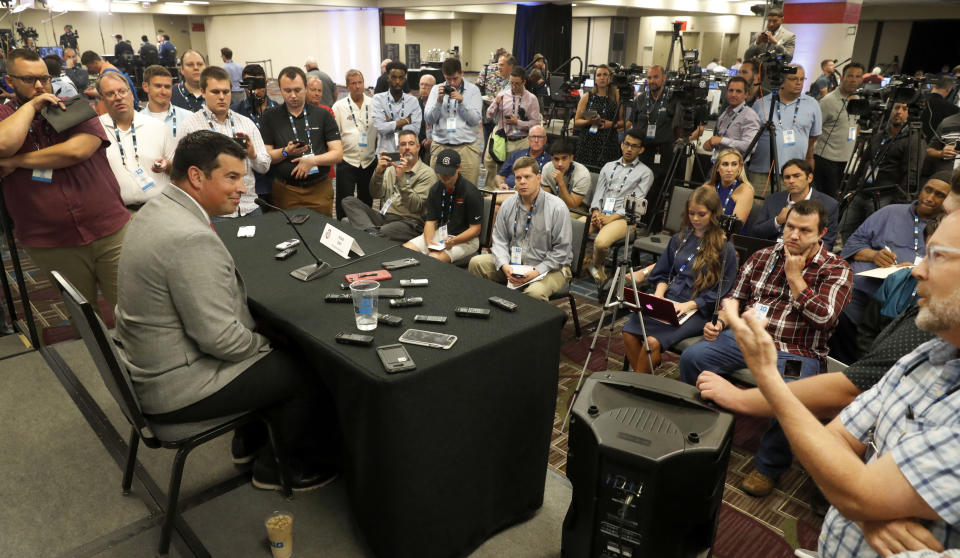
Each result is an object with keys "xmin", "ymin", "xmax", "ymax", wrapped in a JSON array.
[
  {"xmin": 621, "ymin": 185, "xmax": 738, "ymax": 373},
  {"xmin": 573, "ymin": 65, "xmax": 624, "ymax": 167},
  {"xmin": 705, "ymin": 147, "xmax": 754, "ymax": 224}
]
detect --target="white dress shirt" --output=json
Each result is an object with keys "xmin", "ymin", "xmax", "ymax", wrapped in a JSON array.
[
  {"xmin": 179, "ymin": 107, "xmax": 270, "ymax": 216},
  {"xmin": 333, "ymin": 94, "xmax": 377, "ymax": 168},
  {"xmin": 99, "ymin": 112, "xmax": 176, "ymax": 205}
]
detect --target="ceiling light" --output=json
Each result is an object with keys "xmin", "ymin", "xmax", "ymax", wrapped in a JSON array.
[{"xmin": 184, "ymin": 1, "xmax": 208, "ymax": 4}]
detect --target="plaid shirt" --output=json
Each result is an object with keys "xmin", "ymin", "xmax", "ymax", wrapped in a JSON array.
[
  {"xmin": 819, "ymin": 338, "xmax": 960, "ymax": 557},
  {"xmin": 728, "ymin": 242, "xmax": 852, "ymax": 360}
]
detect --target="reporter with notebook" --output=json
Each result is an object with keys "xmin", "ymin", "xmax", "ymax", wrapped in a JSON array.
[{"xmin": 621, "ymin": 185, "xmax": 737, "ymax": 374}]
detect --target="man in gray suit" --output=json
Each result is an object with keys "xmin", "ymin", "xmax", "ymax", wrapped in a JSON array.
[
  {"xmin": 745, "ymin": 8, "xmax": 796, "ymax": 65},
  {"xmin": 116, "ymin": 130, "xmax": 337, "ymax": 491}
]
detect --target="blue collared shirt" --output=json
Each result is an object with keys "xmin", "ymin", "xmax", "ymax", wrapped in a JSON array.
[
  {"xmin": 748, "ymin": 93, "xmax": 822, "ymax": 173},
  {"xmin": 371, "ymin": 91, "xmax": 422, "ymax": 152},
  {"xmin": 423, "ymin": 80, "xmax": 483, "ymax": 145},
  {"xmin": 497, "ymin": 149, "xmax": 551, "ymax": 188},
  {"xmin": 222, "ymin": 61, "xmax": 243, "ymax": 92},
  {"xmin": 819, "ymin": 337, "xmax": 960, "ymax": 558},
  {"xmin": 840, "ymin": 202, "xmax": 928, "ymax": 298}
]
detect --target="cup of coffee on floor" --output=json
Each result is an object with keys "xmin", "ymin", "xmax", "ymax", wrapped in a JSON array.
[{"xmin": 265, "ymin": 510, "xmax": 293, "ymax": 558}]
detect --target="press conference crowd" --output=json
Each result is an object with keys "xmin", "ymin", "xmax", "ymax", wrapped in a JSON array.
[{"xmin": 3, "ymin": 7, "xmax": 960, "ymax": 556}]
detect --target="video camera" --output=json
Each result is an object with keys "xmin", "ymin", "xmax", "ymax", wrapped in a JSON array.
[
  {"xmin": 15, "ymin": 22, "xmax": 39, "ymax": 46},
  {"xmin": 754, "ymin": 50, "xmax": 797, "ymax": 88},
  {"xmin": 239, "ymin": 76, "xmax": 266, "ymax": 90},
  {"xmin": 665, "ymin": 70, "xmax": 710, "ymax": 133},
  {"xmin": 846, "ymin": 74, "xmax": 932, "ymax": 129},
  {"xmin": 608, "ymin": 62, "xmax": 644, "ymax": 101}
]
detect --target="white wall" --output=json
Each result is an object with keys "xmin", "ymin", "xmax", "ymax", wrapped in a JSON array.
[
  {"xmin": 10, "ymin": 9, "xmax": 164, "ymax": 54},
  {"xmin": 466, "ymin": 14, "xmax": 514, "ymax": 71},
  {"xmin": 570, "ymin": 17, "xmax": 613, "ymax": 71},
  {"xmin": 850, "ymin": 20, "xmax": 912, "ymax": 72},
  {"xmin": 406, "ymin": 20, "xmax": 457, "ymax": 64},
  {"xmin": 202, "ymin": 8, "xmax": 381, "ymax": 85}
]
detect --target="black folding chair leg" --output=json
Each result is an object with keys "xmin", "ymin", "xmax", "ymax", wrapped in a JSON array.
[
  {"xmin": 122, "ymin": 426, "xmax": 140, "ymax": 495},
  {"xmin": 264, "ymin": 419, "xmax": 292, "ymax": 498},
  {"xmin": 159, "ymin": 443, "xmax": 194, "ymax": 557},
  {"xmin": 568, "ymin": 293, "xmax": 581, "ymax": 338}
]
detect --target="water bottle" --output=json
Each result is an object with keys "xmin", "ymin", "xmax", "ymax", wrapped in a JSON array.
[{"xmin": 477, "ymin": 167, "xmax": 488, "ymax": 189}]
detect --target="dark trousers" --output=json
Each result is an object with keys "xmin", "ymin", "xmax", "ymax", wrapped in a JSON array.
[
  {"xmin": 813, "ymin": 155, "xmax": 846, "ymax": 199},
  {"xmin": 150, "ymin": 349, "xmax": 338, "ymax": 466},
  {"xmin": 639, "ymin": 143, "xmax": 672, "ymax": 227},
  {"xmin": 838, "ymin": 189, "xmax": 902, "ymax": 241},
  {"xmin": 335, "ymin": 161, "xmax": 376, "ymax": 220},
  {"xmin": 680, "ymin": 330, "xmax": 820, "ymax": 479}
]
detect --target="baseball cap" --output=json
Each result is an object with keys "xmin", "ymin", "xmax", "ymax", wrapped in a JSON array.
[{"xmin": 435, "ymin": 149, "xmax": 461, "ymax": 176}]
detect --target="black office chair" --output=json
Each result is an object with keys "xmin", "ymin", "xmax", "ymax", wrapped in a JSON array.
[
  {"xmin": 549, "ymin": 214, "xmax": 590, "ymax": 338},
  {"xmin": 51, "ymin": 271, "xmax": 290, "ymax": 558}
]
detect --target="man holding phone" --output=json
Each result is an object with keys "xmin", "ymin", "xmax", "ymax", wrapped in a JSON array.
[
  {"xmin": 679, "ymin": 199, "xmax": 853, "ymax": 497},
  {"xmin": 483, "ymin": 66, "xmax": 541, "ymax": 181},
  {"xmin": 260, "ymin": 66, "xmax": 343, "ymax": 215},
  {"xmin": 178, "ymin": 66, "xmax": 269, "ymax": 218}
]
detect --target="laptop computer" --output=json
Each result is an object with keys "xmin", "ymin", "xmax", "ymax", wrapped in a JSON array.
[{"xmin": 623, "ymin": 287, "xmax": 697, "ymax": 327}]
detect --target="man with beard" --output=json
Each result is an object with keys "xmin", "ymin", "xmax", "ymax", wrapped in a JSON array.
[{"xmin": 0, "ymin": 49, "xmax": 129, "ymax": 307}]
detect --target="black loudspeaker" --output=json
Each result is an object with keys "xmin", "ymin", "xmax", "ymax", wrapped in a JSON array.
[{"xmin": 561, "ymin": 372, "xmax": 734, "ymax": 558}]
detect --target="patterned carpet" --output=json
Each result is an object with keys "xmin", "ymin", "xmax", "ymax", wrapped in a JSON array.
[
  {"xmin": 549, "ymin": 288, "xmax": 824, "ymax": 557},
  {"xmin": 5, "ymin": 242, "xmax": 825, "ymax": 556}
]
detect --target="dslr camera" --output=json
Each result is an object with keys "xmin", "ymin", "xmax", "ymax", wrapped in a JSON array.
[
  {"xmin": 239, "ymin": 76, "xmax": 266, "ymax": 90},
  {"xmin": 443, "ymin": 84, "xmax": 456, "ymax": 95}
]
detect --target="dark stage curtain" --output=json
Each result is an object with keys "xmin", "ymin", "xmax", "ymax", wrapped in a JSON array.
[
  {"xmin": 902, "ymin": 20, "xmax": 960, "ymax": 75},
  {"xmin": 512, "ymin": 4, "xmax": 572, "ymax": 75}
]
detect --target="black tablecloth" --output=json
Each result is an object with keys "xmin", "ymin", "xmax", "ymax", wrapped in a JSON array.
[{"xmin": 217, "ymin": 211, "xmax": 565, "ymax": 558}]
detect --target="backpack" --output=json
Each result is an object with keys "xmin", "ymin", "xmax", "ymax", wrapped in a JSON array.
[{"xmin": 140, "ymin": 43, "xmax": 159, "ymax": 66}]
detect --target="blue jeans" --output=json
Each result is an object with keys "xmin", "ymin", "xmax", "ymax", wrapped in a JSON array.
[{"xmin": 679, "ymin": 329, "xmax": 820, "ymax": 480}]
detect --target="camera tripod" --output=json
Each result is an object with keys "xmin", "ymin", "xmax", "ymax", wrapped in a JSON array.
[
  {"xmin": 742, "ymin": 86, "xmax": 785, "ymax": 194},
  {"xmin": 643, "ymin": 135, "xmax": 708, "ymax": 234},
  {"xmin": 562, "ymin": 196, "xmax": 654, "ymax": 431}
]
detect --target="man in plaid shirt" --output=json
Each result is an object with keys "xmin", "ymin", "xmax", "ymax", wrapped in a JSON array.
[
  {"xmin": 680, "ymin": 199, "xmax": 853, "ymax": 497},
  {"xmin": 721, "ymin": 209, "xmax": 960, "ymax": 558}
]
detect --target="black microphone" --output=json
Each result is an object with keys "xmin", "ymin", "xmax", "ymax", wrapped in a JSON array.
[{"xmin": 254, "ymin": 198, "xmax": 331, "ymax": 281}]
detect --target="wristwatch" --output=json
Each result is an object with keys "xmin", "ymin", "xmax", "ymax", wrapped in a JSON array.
[{"xmin": 281, "ymin": 149, "xmax": 289, "ymax": 158}]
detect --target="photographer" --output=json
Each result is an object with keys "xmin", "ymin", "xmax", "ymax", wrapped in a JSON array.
[
  {"xmin": 744, "ymin": 8, "xmax": 795, "ymax": 66},
  {"xmin": 814, "ymin": 62, "xmax": 865, "ymax": 197},
  {"xmin": 747, "ymin": 64, "xmax": 821, "ymax": 192},
  {"xmin": 230, "ymin": 64, "xmax": 279, "ymax": 201},
  {"xmin": 629, "ymin": 65, "xmax": 675, "ymax": 204},
  {"xmin": 423, "ymin": 57, "xmax": 484, "ymax": 185},
  {"xmin": 840, "ymin": 101, "xmax": 916, "ymax": 239},
  {"xmin": 178, "ymin": 66, "xmax": 269, "ymax": 218},
  {"xmin": 59, "ymin": 25, "xmax": 78, "ymax": 50},
  {"xmin": 484, "ymin": 66, "xmax": 540, "ymax": 181}
]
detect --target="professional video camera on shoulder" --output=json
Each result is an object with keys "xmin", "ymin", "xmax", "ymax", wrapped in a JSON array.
[
  {"xmin": 608, "ymin": 62, "xmax": 644, "ymax": 101},
  {"xmin": 755, "ymin": 50, "xmax": 797, "ymax": 88}
]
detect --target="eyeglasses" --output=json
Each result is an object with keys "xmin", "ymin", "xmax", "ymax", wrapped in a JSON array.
[
  {"xmin": 9, "ymin": 74, "xmax": 51, "ymax": 85},
  {"xmin": 924, "ymin": 244, "xmax": 960, "ymax": 268},
  {"xmin": 529, "ymin": 135, "xmax": 547, "ymax": 139},
  {"xmin": 102, "ymin": 88, "xmax": 131, "ymax": 100}
]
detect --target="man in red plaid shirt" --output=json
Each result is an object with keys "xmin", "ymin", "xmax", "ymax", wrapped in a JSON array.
[{"xmin": 679, "ymin": 197, "xmax": 853, "ymax": 497}]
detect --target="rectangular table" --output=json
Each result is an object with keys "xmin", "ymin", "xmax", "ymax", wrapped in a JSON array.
[{"xmin": 218, "ymin": 211, "xmax": 566, "ymax": 558}]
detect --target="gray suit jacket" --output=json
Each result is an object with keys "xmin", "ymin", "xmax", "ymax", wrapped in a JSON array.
[
  {"xmin": 744, "ymin": 25, "xmax": 796, "ymax": 64},
  {"xmin": 116, "ymin": 186, "xmax": 270, "ymax": 415}
]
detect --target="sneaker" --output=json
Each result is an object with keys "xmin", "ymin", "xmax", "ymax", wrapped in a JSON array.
[
  {"xmin": 231, "ymin": 422, "xmax": 267, "ymax": 465},
  {"xmin": 588, "ymin": 265, "xmax": 607, "ymax": 285},
  {"xmin": 740, "ymin": 470, "xmax": 776, "ymax": 497},
  {"xmin": 251, "ymin": 455, "xmax": 338, "ymax": 492}
]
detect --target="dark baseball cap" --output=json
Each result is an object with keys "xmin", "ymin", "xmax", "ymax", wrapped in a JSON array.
[{"xmin": 435, "ymin": 149, "xmax": 461, "ymax": 176}]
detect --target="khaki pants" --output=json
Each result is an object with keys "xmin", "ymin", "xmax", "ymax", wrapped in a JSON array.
[
  {"xmin": 590, "ymin": 218, "xmax": 628, "ymax": 267},
  {"xmin": 26, "ymin": 221, "xmax": 128, "ymax": 308},
  {"xmin": 272, "ymin": 176, "xmax": 334, "ymax": 216},
  {"xmin": 482, "ymin": 136, "xmax": 530, "ymax": 186},
  {"xmin": 467, "ymin": 253, "xmax": 569, "ymax": 302},
  {"xmin": 431, "ymin": 141, "xmax": 482, "ymax": 185}
]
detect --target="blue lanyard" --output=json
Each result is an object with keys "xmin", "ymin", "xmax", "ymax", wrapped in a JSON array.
[
  {"xmin": 776, "ymin": 100, "xmax": 799, "ymax": 130},
  {"xmin": 667, "ymin": 232, "xmax": 700, "ymax": 285},
  {"xmin": 347, "ymin": 98, "xmax": 369, "ymax": 128},
  {"xmin": 203, "ymin": 109, "xmax": 236, "ymax": 136},
  {"xmin": 719, "ymin": 105, "xmax": 744, "ymax": 136},
  {"xmin": 512, "ymin": 196, "xmax": 537, "ymax": 240},
  {"xmin": 168, "ymin": 108, "xmax": 177, "ymax": 138},
  {"xmin": 607, "ymin": 161, "xmax": 635, "ymax": 197},
  {"xmin": 289, "ymin": 112, "xmax": 312, "ymax": 149},
  {"xmin": 444, "ymin": 83, "xmax": 461, "ymax": 114},
  {"xmin": 386, "ymin": 95, "xmax": 406, "ymax": 121},
  {"xmin": 179, "ymin": 83, "xmax": 204, "ymax": 108},
  {"xmin": 644, "ymin": 92, "xmax": 666, "ymax": 118},
  {"xmin": 112, "ymin": 120, "xmax": 140, "ymax": 168},
  {"xmin": 913, "ymin": 214, "xmax": 920, "ymax": 259},
  {"xmin": 716, "ymin": 180, "xmax": 740, "ymax": 214}
]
